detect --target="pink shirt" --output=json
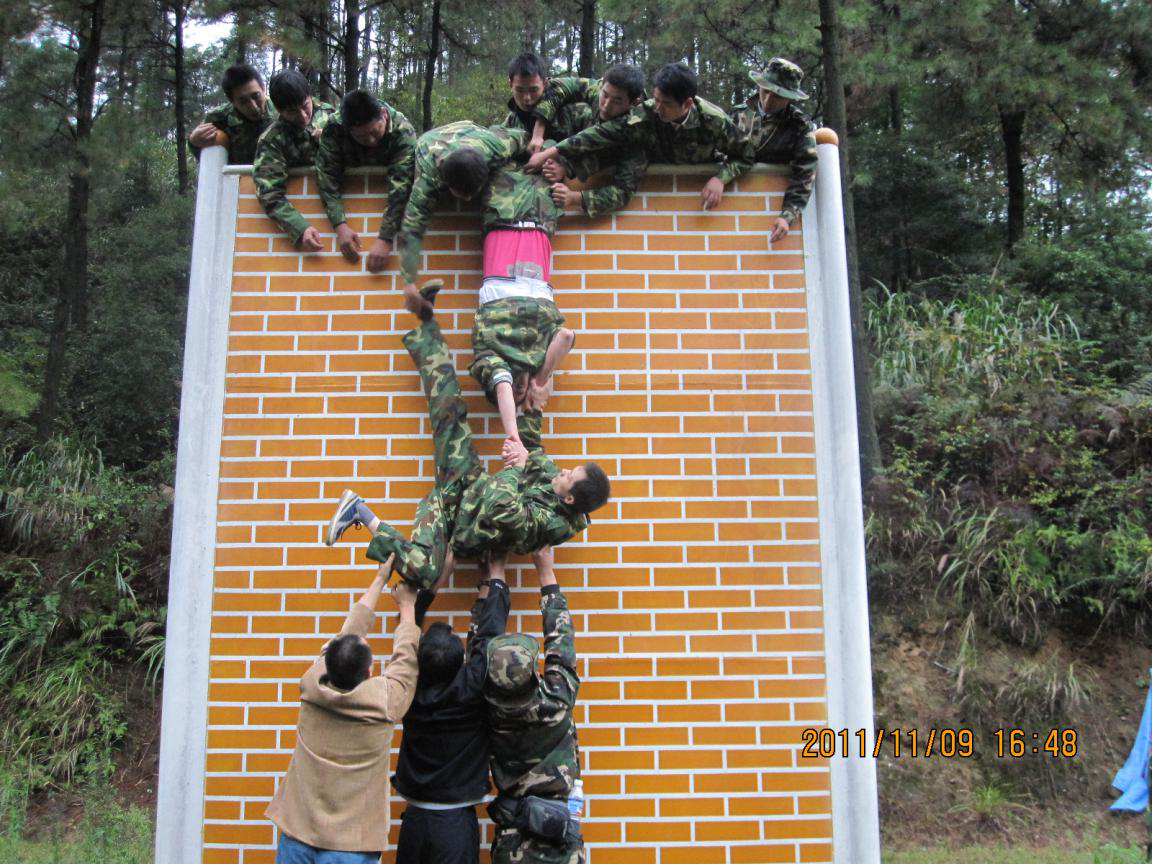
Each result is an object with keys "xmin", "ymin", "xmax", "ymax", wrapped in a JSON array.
[{"xmin": 484, "ymin": 228, "xmax": 552, "ymax": 282}]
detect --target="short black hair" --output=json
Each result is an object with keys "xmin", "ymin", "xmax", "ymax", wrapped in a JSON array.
[
  {"xmin": 508, "ymin": 52, "xmax": 547, "ymax": 81},
  {"xmin": 324, "ymin": 633, "xmax": 372, "ymax": 690},
  {"xmin": 603, "ymin": 64, "xmax": 645, "ymax": 101},
  {"xmin": 342, "ymin": 89, "xmax": 383, "ymax": 128},
  {"xmin": 441, "ymin": 149, "xmax": 490, "ymax": 197},
  {"xmin": 222, "ymin": 64, "xmax": 263, "ymax": 99},
  {"xmin": 571, "ymin": 462, "xmax": 611, "ymax": 513},
  {"xmin": 653, "ymin": 62, "xmax": 698, "ymax": 103},
  {"xmin": 268, "ymin": 69, "xmax": 311, "ymax": 111},
  {"xmin": 418, "ymin": 622, "xmax": 465, "ymax": 686}
]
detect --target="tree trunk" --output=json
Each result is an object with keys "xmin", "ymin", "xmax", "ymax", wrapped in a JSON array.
[
  {"xmin": 578, "ymin": 0, "xmax": 595, "ymax": 76},
  {"xmin": 343, "ymin": 0, "xmax": 359, "ymax": 95},
  {"xmin": 421, "ymin": 0, "xmax": 441, "ymax": 131},
  {"xmin": 818, "ymin": 0, "xmax": 882, "ymax": 485},
  {"xmin": 173, "ymin": 0, "xmax": 189, "ymax": 194},
  {"xmin": 360, "ymin": 6, "xmax": 371, "ymax": 87},
  {"xmin": 38, "ymin": 0, "xmax": 106, "ymax": 441},
  {"xmin": 999, "ymin": 105, "xmax": 1026, "ymax": 250}
]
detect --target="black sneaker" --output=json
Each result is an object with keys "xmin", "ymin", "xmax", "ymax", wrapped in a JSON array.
[
  {"xmin": 420, "ymin": 278, "xmax": 444, "ymax": 306},
  {"xmin": 325, "ymin": 489, "xmax": 364, "ymax": 546}
]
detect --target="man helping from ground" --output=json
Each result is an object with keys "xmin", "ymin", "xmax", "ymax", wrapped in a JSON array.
[
  {"xmin": 323, "ymin": 312, "xmax": 609, "ymax": 593},
  {"xmin": 264, "ymin": 555, "xmax": 418, "ymax": 863},
  {"xmin": 485, "ymin": 547, "xmax": 584, "ymax": 864},
  {"xmin": 392, "ymin": 556, "xmax": 511, "ymax": 864}
]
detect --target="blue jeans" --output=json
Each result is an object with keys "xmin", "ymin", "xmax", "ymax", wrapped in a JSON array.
[{"xmin": 275, "ymin": 832, "xmax": 381, "ymax": 864}]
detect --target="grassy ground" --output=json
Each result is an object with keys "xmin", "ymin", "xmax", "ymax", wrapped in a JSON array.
[
  {"xmin": 884, "ymin": 846, "xmax": 1145, "ymax": 864},
  {"xmin": 0, "ymin": 798, "xmax": 152, "ymax": 864}
]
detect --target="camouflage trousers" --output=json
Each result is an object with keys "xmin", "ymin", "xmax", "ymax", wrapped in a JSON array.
[
  {"xmin": 491, "ymin": 827, "xmax": 585, "ymax": 864},
  {"xmin": 365, "ymin": 320, "xmax": 483, "ymax": 589},
  {"xmin": 470, "ymin": 298, "xmax": 565, "ymax": 398}
]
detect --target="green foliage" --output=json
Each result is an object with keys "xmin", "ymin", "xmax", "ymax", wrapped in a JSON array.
[
  {"xmin": 0, "ymin": 438, "xmax": 167, "ymax": 790},
  {"xmin": 866, "ymin": 284, "xmax": 1152, "ymax": 644},
  {"xmin": 0, "ymin": 786, "xmax": 152, "ymax": 862}
]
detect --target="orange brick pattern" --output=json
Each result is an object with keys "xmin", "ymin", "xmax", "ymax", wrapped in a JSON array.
[{"xmin": 204, "ymin": 168, "xmax": 833, "ymax": 864}]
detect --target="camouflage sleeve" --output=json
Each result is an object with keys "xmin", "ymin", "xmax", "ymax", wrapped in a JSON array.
[
  {"xmin": 714, "ymin": 115, "xmax": 755, "ymax": 186},
  {"xmin": 378, "ymin": 117, "xmax": 418, "ymax": 241},
  {"xmin": 397, "ymin": 165, "xmax": 441, "ymax": 284},
  {"xmin": 781, "ymin": 125, "xmax": 818, "ymax": 224},
  {"xmin": 253, "ymin": 134, "xmax": 312, "ymax": 242},
  {"xmin": 532, "ymin": 77, "xmax": 597, "ymax": 124},
  {"xmin": 490, "ymin": 125, "xmax": 531, "ymax": 160},
  {"xmin": 580, "ymin": 148, "xmax": 649, "ymax": 218},
  {"xmin": 540, "ymin": 588, "xmax": 579, "ymax": 706},
  {"xmin": 516, "ymin": 409, "xmax": 543, "ymax": 451},
  {"xmin": 314, "ymin": 124, "xmax": 347, "ymax": 228},
  {"xmin": 554, "ymin": 116, "xmax": 635, "ymax": 161}
]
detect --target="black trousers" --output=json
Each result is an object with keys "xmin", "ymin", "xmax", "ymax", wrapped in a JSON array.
[{"xmin": 395, "ymin": 804, "xmax": 480, "ymax": 864}]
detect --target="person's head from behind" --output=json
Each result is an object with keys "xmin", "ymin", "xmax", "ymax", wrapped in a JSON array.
[
  {"xmin": 342, "ymin": 89, "xmax": 389, "ymax": 147},
  {"xmin": 441, "ymin": 149, "xmax": 489, "ymax": 200},
  {"xmin": 223, "ymin": 64, "xmax": 266, "ymax": 121},
  {"xmin": 418, "ymin": 622, "xmax": 465, "ymax": 686},
  {"xmin": 485, "ymin": 633, "xmax": 539, "ymax": 702},
  {"xmin": 508, "ymin": 52, "xmax": 549, "ymax": 112},
  {"xmin": 652, "ymin": 62, "xmax": 698, "ymax": 124},
  {"xmin": 599, "ymin": 64, "xmax": 645, "ymax": 121},
  {"xmin": 551, "ymin": 462, "xmax": 611, "ymax": 514},
  {"xmin": 324, "ymin": 633, "xmax": 373, "ymax": 690},
  {"xmin": 269, "ymin": 69, "xmax": 313, "ymax": 128}
]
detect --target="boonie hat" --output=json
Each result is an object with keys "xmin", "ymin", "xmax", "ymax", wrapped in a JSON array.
[{"xmin": 751, "ymin": 57, "xmax": 809, "ymax": 101}]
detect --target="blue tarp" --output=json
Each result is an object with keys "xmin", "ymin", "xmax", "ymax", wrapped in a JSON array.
[{"xmin": 1111, "ymin": 670, "xmax": 1152, "ymax": 812}]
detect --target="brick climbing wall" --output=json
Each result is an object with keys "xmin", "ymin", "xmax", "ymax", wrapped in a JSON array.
[{"xmin": 201, "ymin": 166, "xmax": 833, "ymax": 864}]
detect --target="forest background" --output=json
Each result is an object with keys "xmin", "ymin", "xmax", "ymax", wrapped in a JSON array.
[{"xmin": 0, "ymin": 0, "xmax": 1150, "ymax": 860}]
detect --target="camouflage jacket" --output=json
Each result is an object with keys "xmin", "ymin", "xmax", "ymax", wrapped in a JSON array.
[
  {"xmin": 252, "ymin": 101, "xmax": 336, "ymax": 241},
  {"xmin": 482, "ymin": 165, "xmax": 563, "ymax": 236},
  {"xmin": 315, "ymin": 103, "xmax": 418, "ymax": 241},
  {"xmin": 501, "ymin": 83, "xmax": 593, "ymax": 142},
  {"xmin": 531, "ymin": 76, "xmax": 648, "ymax": 218},
  {"xmin": 194, "ymin": 100, "xmax": 274, "ymax": 165},
  {"xmin": 451, "ymin": 411, "xmax": 588, "ymax": 559},
  {"xmin": 397, "ymin": 122, "xmax": 529, "ymax": 283},
  {"xmin": 731, "ymin": 98, "xmax": 818, "ymax": 224},
  {"xmin": 555, "ymin": 95, "xmax": 754, "ymax": 186},
  {"xmin": 487, "ymin": 587, "xmax": 579, "ymax": 800}
]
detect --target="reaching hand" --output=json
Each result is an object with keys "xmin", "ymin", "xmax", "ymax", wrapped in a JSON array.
[
  {"xmin": 550, "ymin": 183, "xmax": 581, "ymax": 211},
  {"xmin": 502, "ymin": 437, "xmax": 529, "ymax": 469},
  {"xmin": 542, "ymin": 158, "xmax": 568, "ymax": 182},
  {"xmin": 299, "ymin": 226, "xmax": 325, "ymax": 253},
  {"xmin": 523, "ymin": 377, "xmax": 552, "ymax": 411},
  {"xmin": 336, "ymin": 223, "xmax": 361, "ymax": 262},
  {"xmin": 376, "ymin": 554, "xmax": 396, "ymax": 584},
  {"xmin": 367, "ymin": 238, "xmax": 393, "ymax": 273},
  {"xmin": 528, "ymin": 135, "xmax": 545, "ymax": 155},
  {"xmin": 525, "ymin": 150, "xmax": 552, "ymax": 173},
  {"xmin": 769, "ymin": 217, "xmax": 791, "ymax": 243},
  {"xmin": 700, "ymin": 177, "xmax": 725, "ymax": 211},
  {"xmin": 190, "ymin": 123, "xmax": 218, "ymax": 148},
  {"xmin": 392, "ymin": 580, "xmax": 418, "ymax": 609}
]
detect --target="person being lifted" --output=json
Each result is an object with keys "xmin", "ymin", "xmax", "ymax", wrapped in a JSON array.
[
  {"xmin": 484, "ymin": 546, "xmax": 585, "ymax": 864},
  {"xmin": 322, "ymin": 302, "xmax": 610, "ymax": 596},
  {"xmin": 188, "ymin": 64, "xmax": 272, "ymax": 165},
  {"xmin": 252, "ymin": 69, "xmax": 335, "ymax": 252},
  {"xmin": 315, "ymin": 89, "xmax": 417, "ymax": 273},
  {"xmin": 730, "ymin": 57, "xmax": 818, "ymax": 243},
  {"xmin": 394, "ymin": 121, "xmax": 530, "ymax": 306},
  {"xmin": 527, "ymin": 62, "xmax": 753, "ymax": 211}
]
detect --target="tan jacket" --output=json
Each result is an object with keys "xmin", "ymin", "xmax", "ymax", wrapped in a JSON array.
[{"xmin": 265, "ymin": 603, "xmax": 420, "ymax": 852}]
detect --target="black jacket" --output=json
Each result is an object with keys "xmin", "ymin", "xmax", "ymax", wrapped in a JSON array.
[{"xmin": 392, "ymin": 580, "xmax": 510, "ymax": 804}]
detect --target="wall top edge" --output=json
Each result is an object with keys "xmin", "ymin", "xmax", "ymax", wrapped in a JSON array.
[{"xmin": 219, "ymin": 162, "xmax": 793, "ymax": 177}]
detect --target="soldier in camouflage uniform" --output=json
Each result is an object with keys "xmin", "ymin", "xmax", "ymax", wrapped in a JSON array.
[
  {"xmin": 252, "ymin": 69, "xmax": 335, "ymax": 251},
  {"xmin": 463, "ymin": 164, "xmax": 575, "ymax": 448},
  {"xmin": 525, "ymin": 64, "xmax": 648, "ymax": 218},
  {"xmin": 315, "ymin": 89, "xmax": 417, "ymax": 272},
  {"xmin": 322, "ymin": 316, "xmax": 610, "ymax": 593},
  {"xmin": 527, "ymin": 62, "xmax": 754, "ymax": 212},
  {"xmin": 731, "ymin": 57, "xmax": 819, "ymax": 242},
  {"xmin": 188, "ymin": 64, "xmax": 272, "ymax": 165},
  {"xmin": 396, "ymin": 121, "xmax": 530, "ymax": 287},
  {"xmin": 485, "ymin": 548, "xmax": 583, "ymax": 864}
]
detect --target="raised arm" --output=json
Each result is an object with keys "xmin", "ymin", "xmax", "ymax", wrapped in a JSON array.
[
  {"xmin": 536, "ymin": 551, "xmax": 578, "ymax": 706},
  {"xmin": 381, "ymin": 579, "xmax": 420, "ymax": 722},
  {"xmin": 378, "ymin": 112, "xmax": 418, "ymax": 242},
  {"xmin": 253, "ymin": 134, "xmax": 320, "ymax": 250},
  {"xmin": 314, "ymin": 124, "xmax": 348, "ymax": 230},
  {"xmin": 397, "ymin": 164, "xmax": 441, "ymax": 284}
]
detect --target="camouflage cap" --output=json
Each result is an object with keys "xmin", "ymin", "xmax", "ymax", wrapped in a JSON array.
[
  {"xmin": 751, "ymin": 58, "xmax": 809, "ymax": 101},
  {"xmin": 486, "ymin": 633, "xmax": 540, "ymax": 694}
]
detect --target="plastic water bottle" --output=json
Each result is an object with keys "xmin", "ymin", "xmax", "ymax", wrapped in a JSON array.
[{"xmin": 567, "ymin": 779, "xmax": 585, "ymax": 822}]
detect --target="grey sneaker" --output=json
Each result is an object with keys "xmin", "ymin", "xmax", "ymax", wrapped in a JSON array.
[
  {"xmin": 420, "ymin": 278, "xmax": 444, "ymax": 306},
  {"xmin": 325, "ymin": 489, "xmax": 363, "ymax": 546}
]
